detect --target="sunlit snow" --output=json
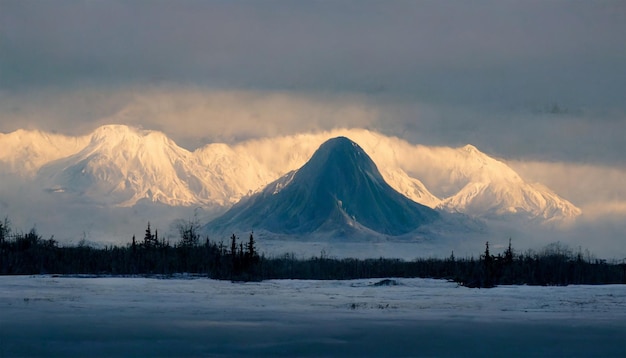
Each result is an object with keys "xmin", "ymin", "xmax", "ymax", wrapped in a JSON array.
[{"xmin": 0, "ymin": 125, "xmax": 580, "ymax": 221}]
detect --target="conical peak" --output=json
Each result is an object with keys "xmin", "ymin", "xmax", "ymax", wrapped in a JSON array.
[
  {"xmin": 207, "ymin": 135, "xmax": 440, "ymax": 236},
  {"xmin": 322, "ymin": 136, "xmax": 357, "ymax": 147},
  {"xmin": 299, "ymin": 136, "xmax": 379, "ymax": 180},
  {"xmin": 318, "ymin": 136, "xmax": 364, "ymax": 153},
  {"xmin": 309, "ymin": 136, "xmax": 369, "ymax": 164}
]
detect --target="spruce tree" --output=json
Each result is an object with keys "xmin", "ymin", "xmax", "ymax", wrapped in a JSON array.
[
  {"xmin": 482, "ymin": 241, "xmax": 494, "ymax": 287},
  {"xmin": 144, "ymin": 222, "xmax": 153, "ymax": 248},
  {"xmin": 247, "ymin": 232, "xmax": 256, "ymax": 260},
  {"xmin": 230, "ymin": 234, "xmax": 237, "ymax": 256},
  {"xmin": 504, "ymin": 238, "xmax": 514, "ymax": 265}
]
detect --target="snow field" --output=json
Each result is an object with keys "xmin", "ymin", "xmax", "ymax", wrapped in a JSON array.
[
  {"xmin": 3, "ymin": 276, "xmax": 625, "ymax": 320},
  {"xmin": 1, "ymin": 276, "xmax": 625, "ymax": 356}
]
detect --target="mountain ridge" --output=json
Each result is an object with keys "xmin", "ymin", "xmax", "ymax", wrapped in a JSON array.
[
  {"xmin": 205, "ymin": 136, "xmax": 440, "ymax": 237},
  {"xmin": 0, "ymin": 124, "xmax": 581, "ymax": 222}
]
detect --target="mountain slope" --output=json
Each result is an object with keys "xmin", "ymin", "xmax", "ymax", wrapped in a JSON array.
[
  {"xmin": 37, "ymin": 125, "xmax": 201, "ymax": 206},
  {"xmin": 206, "ymin": 137, "xmax": 440, "ymax": 237},
  {"xmin": 410, "ymin": 144, "xmax": 582, "ymax": 221},
  {"xmin": 35, "ymin": 125, "xmax": 262, "ymax": 207},
  {"xmin": 230, "ymin": 130, "xmax": 581, "ymax": 222},
  {"xmin": 0, "ymin": 125, "xmax": 580, "ymax": 223},
  {"xmin": 194, "ymin": 143, "xmax": 276, "ymax": 200},
  {"xmin": 0, "ymin": 129, "xmax": 89, "ymax": 176},
  {"xmin": 199, "ymin": 130, "xmax": 443, "ymax": 208}
]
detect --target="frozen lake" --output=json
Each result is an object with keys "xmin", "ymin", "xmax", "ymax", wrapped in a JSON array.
[{"xmin": 1, "ymin": 276, "xmax": 625, "ymax": 357}]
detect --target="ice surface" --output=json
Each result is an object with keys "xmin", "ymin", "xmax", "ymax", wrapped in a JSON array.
[{"xmin": 1, "ymin": 276, "xmax": 624, "ymax": 356}]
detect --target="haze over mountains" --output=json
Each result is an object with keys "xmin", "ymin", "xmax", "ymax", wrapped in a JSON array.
[{"xmin": 0, "ymin": 124, "xmax": 580, "ymax": 227}]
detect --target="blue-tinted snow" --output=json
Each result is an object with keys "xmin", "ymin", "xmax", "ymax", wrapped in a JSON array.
[{"xmin": 1, "ymin": 276, "xmax": 624, "ymax": 357}]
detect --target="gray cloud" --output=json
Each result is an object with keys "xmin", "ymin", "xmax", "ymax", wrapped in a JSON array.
[
  {"xmin": 0, "ymin": 87, "xmax": 380, "ymax": 148},
  {"xmin": 377, "ymin": 103, "xmax": 626, "ymax": 165},
  {"xmin": 2, "ymin": 1, "xmax": 625, "ymax": 107},
  {"xmin": 1, "ymin": 86, "xmax": 625, "ymax": 167},
  {"xmin": 1, "ymin": 1, "xmax": 625, "ymax": 165},
  {"xmin": 508, "ymin": 161, "xmax": 626, "ymax": 215}
]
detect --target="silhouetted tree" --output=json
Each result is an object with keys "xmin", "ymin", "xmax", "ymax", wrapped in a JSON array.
[
  {"xmin": 1, "ymin": 217, "xmax": 623, "ymax": 285},
  {"xmin": 178, "ymin": 218, "xmax": 200, "ymax": 248},
  {"xmin": 504, "ymin": 238, "xmax": 514, "ymax": 265},
  {"xmin": 144, "ymin": 222, "xmax": 155, "ymax": 248},
  {"xmin": 0, "ymin": 217, "xmax": 8, "ymax": 244},
  {"xmin": 481, "ymin": 241, "xmax": 495, "ymax": 287},
  {"xmin": 229, "ymin": 234, "xmax": 236, "ymax": 255}
]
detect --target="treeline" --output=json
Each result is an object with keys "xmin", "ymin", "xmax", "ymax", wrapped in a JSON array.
[
  {"xmin": 1, "ymin": 218, "xmax": 624, "ymax": 287},
  {"xmin": 0, "ymin": 219, "xmax": 261, "ymax": 282},
  {"xmin": 245, "ymin": 241, "xmax": 625, "ymax": 287}
]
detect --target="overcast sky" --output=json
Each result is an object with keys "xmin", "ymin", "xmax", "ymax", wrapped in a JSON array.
[{"xmin": 1, "ymin": 0, "xmax": 625, "ymax": 165}]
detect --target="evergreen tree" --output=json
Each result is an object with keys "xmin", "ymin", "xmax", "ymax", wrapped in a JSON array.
[
  {"xmin": 144, "ymin": 222, "xmax": 153, "ymax": 248},
  {"xmin": 0, "ymin": 217, "xmax": 11, "ymax": 245},
  {"xmin": 230, "ymin": 234, "xmax": 237, "ymax": 256},
  {"xmin": 483, "ymin": 241, "xmax": 491, "ymax": 261},
  {"xmin": 0, "ymin": 220, "xmax": 5, "ymax": 244},
  {"xmin": 178, "ymin": 219, "xmax": 200, "ymax": 248},
  {"xmin": 504, "ymin": 238, "xmax": 514, "ymax": 265},
  {"xmin": 482, "ymin": 241, "xmax": 495, "ymax": 287},
  {"xmin": 247, "ymin": 232, "xmax": 256, "ymax": 260}
]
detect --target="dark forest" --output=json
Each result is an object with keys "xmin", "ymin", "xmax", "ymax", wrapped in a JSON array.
[{"xmin": 1, "ymin": 218, "xmax": 624, "ymax": 288}]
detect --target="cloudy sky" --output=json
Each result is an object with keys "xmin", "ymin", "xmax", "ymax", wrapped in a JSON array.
[
  {"xmin": 1, "ymin": 2, "xmax": 625, "ymax": 182},
  {"xmin": 1, "ymin": 1, "xmax": 624, "ymax": 157}
]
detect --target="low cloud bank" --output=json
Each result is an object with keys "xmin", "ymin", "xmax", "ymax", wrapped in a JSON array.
[{"xmin": 509, "ymin": 160, "xmax": 626, "ymax": 219}]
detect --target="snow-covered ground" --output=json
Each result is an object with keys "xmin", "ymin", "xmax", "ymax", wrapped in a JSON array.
[{"xmin": 1, "ymin": 276, "xmax": 625, "ymax": 357}]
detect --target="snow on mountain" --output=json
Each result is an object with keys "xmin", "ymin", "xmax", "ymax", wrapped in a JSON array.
[
  {"xmin": 193, "ymin": 143, "xmax": 275, "ymax": 201},
  {"xmin": 0, "ymin": 129, "xmax": 89, "ymax": 176},
  {"xmin": 233, "ymin": 131, "xmax": 581, "ymax": 222},
  {"xmin": 230, "ymin": 131, "xmax": 581, "ymax": 222},
  {"xmin": 206, "ymin": 137, "xmax": 440, "ymax": 237},
  {"xmin": 228, "ymin": 130, "xmax": 442, "ymax": 207},
  {"xmin": 0, "ymin": 125, "xmax": 581, "ymax": 223},
  {"xmin": 398, "ymin": 144, "xmax": 582, "ymax": 222},
  {"xmin": 30, "ymin": 125, "xmax": 282, "ymax": 208},
  {"xmin": 36, "ymin": 125, "xmax": 202, "ymax": 206},
  {"xmin": 377, "ymin": 168, "xmax": 442, "ymax": 209}
]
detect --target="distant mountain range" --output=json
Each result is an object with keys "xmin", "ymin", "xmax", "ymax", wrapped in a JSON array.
[{"xmin": 0, "ymin": 125, "xmax": 581, "ymax": 228}]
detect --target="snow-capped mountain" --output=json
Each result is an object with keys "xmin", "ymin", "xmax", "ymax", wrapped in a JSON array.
[
  {"xmin": 230, "ymin": 131, "xmax": 581, "ymax": 223},
  {"xmin": 379, "ymin": 167, "xmax": 442, "ymax": 209},
  {"xmin": 400, "ymin": 145, "xmax": 581, "ymax": 221},
  {"xmin": 401, "ymin": 144, "xmax": 582, "ymax": 222},
  {"xmin": 0, "ymin": 125, "xmax": 580, "ymax": 223},
  {"xmin": 37, "ymin": 125, "xmax": 204, "ymax": 206},
  {"xmin": 35, "ymin": 125, "xmax": 271, "ymax": 207},
  {"xmin": 0, "ymin": 129, "xmax": 89, "ymax": 176},
  {"xmin": 205, "ymin": 137, "xmax": 440, "ymax": 237},
  {"xmin": 194, "ymin": 143, "xmax": 276, "ymax": 201}
]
